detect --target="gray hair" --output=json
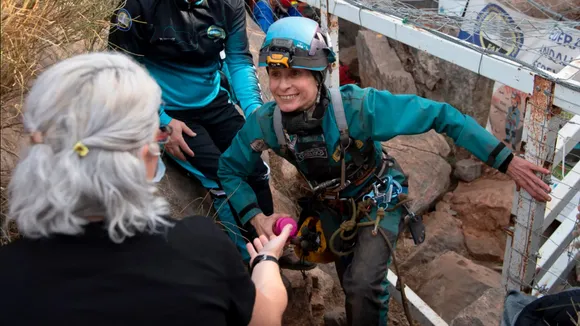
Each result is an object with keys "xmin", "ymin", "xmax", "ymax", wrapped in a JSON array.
[{"xmin": 7, "ymin": 52, "xmax": 171, "ymax": 243}]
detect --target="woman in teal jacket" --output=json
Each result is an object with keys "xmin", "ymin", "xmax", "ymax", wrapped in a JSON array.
[{"xmin": 218, "ymin": 17, "xmax": 551, "ymax": 326}]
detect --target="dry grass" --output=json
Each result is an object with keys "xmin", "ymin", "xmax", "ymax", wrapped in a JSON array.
[{"xmin": 0, "ymin": 0, "xmax": 119, "ymax": 245}]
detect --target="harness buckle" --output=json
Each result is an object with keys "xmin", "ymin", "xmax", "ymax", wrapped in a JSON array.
[{"xmin": 361, "ymin": 175, "xmax": 402, "ymax": 209}]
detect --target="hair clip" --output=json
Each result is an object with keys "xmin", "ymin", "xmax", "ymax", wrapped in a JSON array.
[{"xmin": 73, "ymin": 141, "xmax": 89, "ymax": 157}]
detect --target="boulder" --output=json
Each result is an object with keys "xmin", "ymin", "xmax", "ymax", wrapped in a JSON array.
[
  {"xmin": 356, "ymin": 30, "xmax": 418, "ymax": 95},
  {"xmin": 453, "ymin": 158, "xmax": 483, "ymax": 183},
  {"xmin": 323, "ymin": 308, "xmax": 347, "ymax": 326},
  {"xmin": 382, "ymin": 130, "xmax": 452, "ymax": 214},
  {"xmin": 400, "ymin": 209, "xmax": 468, "ymax": 289},
  {"xmin": 414, "ymin": 251, "xmax": 502, "ymax": 322},
  {"xmin": 282, "ymin": 266, "xmax": 345, "ymax": 326},
  {"xmin": 156, "ymin": 159, "xmax": 212, "ymax": 219},
  {"xmin": 448, "ymin": 178, "xmax": 515, "ymax": 262}
]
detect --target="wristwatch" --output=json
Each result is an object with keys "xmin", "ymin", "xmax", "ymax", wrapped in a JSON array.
[{"xmin": 250, "ymin": 254, "xmax": 279, "ymax": 273}]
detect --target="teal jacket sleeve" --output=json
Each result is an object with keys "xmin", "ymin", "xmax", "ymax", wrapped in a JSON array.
[
  {"xmin": 361, "ymin": 88, "xmax": 513, "ymax": 171},
  {"xmin": 218, "ymin": 111, "xmax": 266, "ymax": 225},
  {"xmin": 224, "ymin": 0, "xmax": 263, "ymax": 117}
]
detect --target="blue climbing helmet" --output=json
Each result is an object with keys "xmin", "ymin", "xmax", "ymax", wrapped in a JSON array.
[{"xmin": 259, "ymin": 17, "xmax": 336, "ymax": 71}]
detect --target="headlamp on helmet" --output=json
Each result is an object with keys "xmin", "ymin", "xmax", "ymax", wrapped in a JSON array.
[{"xmin": 265, "ymin": 39, "xmax": 294, "ymax": 68}]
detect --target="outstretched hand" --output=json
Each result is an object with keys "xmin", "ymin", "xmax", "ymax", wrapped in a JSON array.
[
  {"xmin": 506, "ymin": 156, "xmax": 552, "ymax": 202},
  {"xmin": 246, "ymin": 224, "xmax": 294, "ymax": 268}
]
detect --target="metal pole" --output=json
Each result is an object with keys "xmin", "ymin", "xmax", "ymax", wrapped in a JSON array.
[{"xmin": 503, "ymin": 75, "xmax": 560, "ymax": 293}]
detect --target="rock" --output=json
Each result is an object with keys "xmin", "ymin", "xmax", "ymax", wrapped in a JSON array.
[
  {"xmin": 464, "ymin": 229, "xmax": 506, "ymax": 263},
  {"xmin": 282, "ymin": 267, "xmax": 345, "ymax": 326},
  {"xmin": 338, "ymin": 18, "xmax": 361, "ymax": 49},
  {"xmin": 450, "ymin": 287, "xmax": 507, "ymax": 326},
  {"xmin": 400, "ymin": 210, "xmax": 468, "ymax": 289},
  {"xmin": 356, "ymin": 30, "xmax": 418, "ymax": 95},
  {"xmin": 453, "ymin": 159, "xmax": 483, "ymax": 182},
  {"xmin": 382, "ymin": 130, "xmax": 452, "ymax": 214},
  {"xmin": 308, "ymin": 267, "xmax": 336, "ymax": 312},
  {"xmin": 155, "ymin": 159, "xmax": 212, "ymax": 218},
  {"xmin": 449, "ymin": 178, "xmax": 515, "ymax": 262},
  {"xmin": 271, "ymin": 185, "xmax": 300, "ymax": 220},
  {"xmin": 323, "ymin": 308, "xmax": 347, "ymax": 326},
  {"xmin": 283, "ymin": 270, "xmax": 315, "ymax": 326},
  {"xmin": 414, "ymin": 251, "xmax": 502, "ymax": 322}
]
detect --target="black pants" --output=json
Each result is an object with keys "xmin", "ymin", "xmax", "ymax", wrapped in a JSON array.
[{"xmin": 165, "ymin": 91, "xmax": 274, "ymax": 237}]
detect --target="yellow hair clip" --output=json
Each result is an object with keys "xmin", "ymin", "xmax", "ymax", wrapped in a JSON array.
[{"xmin": 73, "ymin": 141, "xmax": 89, "ymax": 157}]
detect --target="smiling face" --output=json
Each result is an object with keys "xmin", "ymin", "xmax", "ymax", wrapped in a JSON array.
[{"xmin": 268, "ymin": 68, "xmax": 319, "ymax": 113}]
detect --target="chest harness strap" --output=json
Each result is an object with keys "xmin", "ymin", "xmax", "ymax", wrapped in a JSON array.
[{"xmin": 274, "ymin": 88, "xmax": 352, "ymax": 191}]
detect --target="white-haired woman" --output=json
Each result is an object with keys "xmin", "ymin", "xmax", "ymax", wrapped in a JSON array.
[{"xmin": 0, "ymin": 52, "xmax": 290, "ymax": 326}]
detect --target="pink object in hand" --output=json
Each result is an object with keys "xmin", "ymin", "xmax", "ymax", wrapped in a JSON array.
[{"xmin": 272, "ymin": 217, "xmax": 298, "ymax": 237}]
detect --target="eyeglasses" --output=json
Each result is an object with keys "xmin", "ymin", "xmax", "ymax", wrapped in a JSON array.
[{"xmin": 157, "ymin": 125, "xmax": 173, "ymax": 145}]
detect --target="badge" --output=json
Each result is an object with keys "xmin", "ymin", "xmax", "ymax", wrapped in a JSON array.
[
  {"xmin": 332, "ymin": 147, "xmax": 341, "ymax": 162},
  {"xmin": 207, "ymin": 25, "xmax": 226, "ymax": 40},
  {"xmin": 250, "ymin": 139, "xmax": 269, "ymax": 152},
  {"xmin": 116, "ymin": 8, "xmax": 132, "ymax": 32}
]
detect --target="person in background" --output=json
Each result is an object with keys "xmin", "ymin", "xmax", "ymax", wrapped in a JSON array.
[
  {"xmin": 0, "ymin": 52, "xmax": 291, "ymax": 326},
  {"xmin": 218, "ymin": 17, "xmax": 553, "ymax": 326},
  {"xmin": 108, "ymin": 0, "xmax": 311, "ymax": 270},
  {"xmin": 253, "ymin": 0, "xmax": 314, "ymax": 33}
]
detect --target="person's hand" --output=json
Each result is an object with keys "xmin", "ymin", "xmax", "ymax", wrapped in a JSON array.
[
  {"xmin": 250, "ymin": 213, "xmax": 287, "ymax": 238},
  {"xmin": 246, "ymin": 224, "xmax": 294, "ymax": 267},
  {"xmin": 506, "ymin": 156, "xmax": 552, "ymax": 202},
  {"xmin": 165, "ymin": 119, "xmax": 196, "ymax": 161}
]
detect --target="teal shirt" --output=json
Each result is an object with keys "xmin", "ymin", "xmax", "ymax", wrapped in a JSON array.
[
  {"xmin": 142, "ymin": 57, "xmax": 222, "ymax": 126},
  {"xmin": 218, "ymin": 84, "xmax": 513, "ymax": 224}
]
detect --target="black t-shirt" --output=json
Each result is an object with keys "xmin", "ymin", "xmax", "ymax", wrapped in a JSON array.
[{"xmin": 0, "ymin": 215, "xmax": 255, "ymax": 326}]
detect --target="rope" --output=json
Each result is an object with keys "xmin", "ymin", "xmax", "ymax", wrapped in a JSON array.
[{"xmin": 328, "ymin": 195, "xmax": 415, "ymax": 326}]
